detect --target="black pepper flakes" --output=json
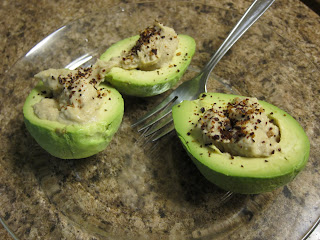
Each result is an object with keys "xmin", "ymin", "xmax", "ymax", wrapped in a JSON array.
[
  {"xmin": 212, "ymin": 135, "xmax": 220, "ymax": 140},
  {"xmin": 151, "ymin": 48, "xmax": 158, "ymax": 55}
]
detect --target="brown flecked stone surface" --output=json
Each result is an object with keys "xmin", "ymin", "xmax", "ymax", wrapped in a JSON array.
[{"xmin": 0, "ymin": 0, "xmax": 320, "ymax": 239}]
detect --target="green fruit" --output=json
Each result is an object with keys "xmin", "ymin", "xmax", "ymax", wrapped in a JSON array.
[
  {"xmin": 172, "ymin": 92, "xmax": 310, "ymax": 194},
  {"xmin": 23, "ymin": 81, "xmax": 124, "ymax": 159},
  {"xmin": 100, "ymin": 34, "xmax": 196, "ymax": 97}
]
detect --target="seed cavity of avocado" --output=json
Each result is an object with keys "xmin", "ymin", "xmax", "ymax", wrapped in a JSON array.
[{"xmin": 197, "ymin": 97, "xmax": 280, "ymax": 158}]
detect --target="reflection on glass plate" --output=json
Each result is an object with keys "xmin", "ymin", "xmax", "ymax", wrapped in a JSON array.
[{"xmin": 0, "ymin": 2, "xmax": 319, "ymax": 239}]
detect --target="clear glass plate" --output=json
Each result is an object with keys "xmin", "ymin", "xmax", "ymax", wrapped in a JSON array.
[{"xmin": 0, "ymin": 2, "xmax": 319, "ymax": 239}]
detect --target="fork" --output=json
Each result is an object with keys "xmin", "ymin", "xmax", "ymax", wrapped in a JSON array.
[{"xmin": 132, "ymin": 0, "xmax": 275, "ymax": 141}]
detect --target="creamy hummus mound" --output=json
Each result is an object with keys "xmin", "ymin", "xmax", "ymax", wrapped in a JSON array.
[
  {"xmin": 33, "ymin": 66, "xmax": 107, "ymax": 125},
  {"xmin": 119, "ymin": 21, "xmax": 178, "ymax": 71},
  {"xmin": 198, "ymin": 97, "xmax": 280, "ymax": 157},
  {"xmin": 33, "ymin": 21, "xmax": 178, "ymax": 125}
]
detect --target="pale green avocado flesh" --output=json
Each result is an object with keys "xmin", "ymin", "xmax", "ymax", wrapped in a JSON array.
[
  {"xmin": 23, "ymin": 81, "xmax": 124, "ymax": 159},
  {"xmin": 172, "ymin": 92, "xmax": 310, "ymax": 194},
  {"xmin": 100, "ymin": 34, "xmax": 196, "ymax": 97}
]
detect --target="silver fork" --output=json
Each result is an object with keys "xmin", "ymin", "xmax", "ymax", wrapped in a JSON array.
[{"xmin": 132, "ymin": 0, "xmax": 275, "ymax": 141}]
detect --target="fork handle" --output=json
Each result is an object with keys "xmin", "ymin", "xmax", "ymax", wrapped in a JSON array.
[{"xmin": 202, "ymin": 0, "xmax": 275, "ymax": 87}]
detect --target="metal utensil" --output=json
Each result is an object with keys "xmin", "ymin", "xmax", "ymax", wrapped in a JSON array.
[{"xmin": 132, "ymin": 0, "xmax": 275, "ymax": 141}]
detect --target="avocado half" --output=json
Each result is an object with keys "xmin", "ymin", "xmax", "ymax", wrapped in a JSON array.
[
  {"xmin": 172, "ymin": 92, "xmax": 310, "ymax": 194},
  {"xmin": 23, "ymin": 81, "xmax": 124, "ymax": 159},
  {"xmin": 100, "ymin": 34, "xmax": 196, "ymax": 97}
]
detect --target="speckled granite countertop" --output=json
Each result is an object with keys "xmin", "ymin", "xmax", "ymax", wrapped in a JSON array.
[{"xmin": 0, "ymin": 0, "xmax": 320, "ymax": 239}]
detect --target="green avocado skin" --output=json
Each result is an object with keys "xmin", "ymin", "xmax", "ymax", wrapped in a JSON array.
[
  {"xmin": 23, "ymin": 82, "xmax": 124, "ymax": 159},
  {"xmin": 186, "ymin": 152, "xmax": 301, "ymax": 194},
  {"xmin": 172, "ymin": 93, "xmax": 310, "ymax": 194},
  {"xmin": 100, "ymin": 34, "xmax": 196, "ymax": 97}
]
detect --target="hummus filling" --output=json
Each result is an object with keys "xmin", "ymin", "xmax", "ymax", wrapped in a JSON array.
[
  {"xmin": 198, "ymin": 97, "xmax": 280, "ymax": 157},
  {"xmin": 33, "ymin": 21, "xmax": 178, "ymax": 125}
]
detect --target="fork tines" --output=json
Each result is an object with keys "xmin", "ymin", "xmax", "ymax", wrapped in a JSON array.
[{"xmin": 132, "ymin": 93, "xmax": 180, "ymax": 141}]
